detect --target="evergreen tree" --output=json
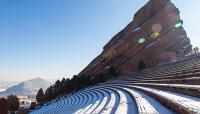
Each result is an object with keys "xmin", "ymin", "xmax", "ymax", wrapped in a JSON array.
[
  {"xmin": 0, "ymin": 97, "xmax": 9, "ymax": 114},
  {"xmin": 138, "ymin": 61, "xmax": 146, "ymax": 71},
  {"xmin": 60, "ymin": 78, "xmax": 66, "ymax": 94},
  {"xmin": 44, "ymin": 87, "xmax": 50, "ymax": 102},
  {"xmin": 44, "ymin": 85, "xmax": 55, "ymax": 102},
  {"xmin": 71, "ymin": 75, "xmax": 82, "ymax": 92},
  {"xmin": 92, "ymin": 73, "xmax": 106, "ymax": 84},
  {"xmin": 29, "ymin": 102, "xmax": 37, "ymax": 110},
  {"xmin": 54, "ymin": 80, "xmax": 62, "ymax": 97},
  {"xmin": 7, "ymin": 95, "xmax": 19, "ymax": 114},
  {"xmin": 64, "ymin": 78, "xmax": 72, "ymax": 94},
  {"xmin": 108, "ymin": 66, "xmax": 118, "ymax": 78},
  {"xmin": 49, "ymin": 85, "xmax": 55, "ymax": 100},
  {"xmin": 79, "ymin": 74, "xmax": 91, "ymax": 88},
  {"xmin": 36, "ymin": 88, "xmax": 45, "ymax": 104}
]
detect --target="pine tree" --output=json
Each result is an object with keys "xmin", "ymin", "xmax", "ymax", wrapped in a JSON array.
[
  {"xmin": 79, "ymin": 74, "xmax": 91, "ymax": 88},
  {"xmin": 36, "ymin": 88, "xmax": 45, "ymax": 104},
  {"xmin": 7, "ymin": 95, "xmax": 19, "ymax": 114},
  {"xmin": 54, "ymin": 80, "xmax": 62, "ymax": 97},
  {"xmin": 0, "ymin": 97, "xmax": 9, "ymax": 114},
  {"xmin": 108, "ymin": 66, "xmax": 117, "ymax": 78},
  {"xmin": 45, "ymin": 85, "xmax": 55, "ymax": 100},
  {"xmin": 138, "ymin": 61, "xmax": 146, "ymax": 71},
  {"xmin": 44, "ymin": 87, "xmax": 50, "ymax": 101},
  {"xmin": 60, "ymin": 78, "xmax": 66, "ymax": 95},
  {"xmin": 64, "ymin": 78, "xmax": 72, "ymax": 94},
  {"xmin": 30, "ymin": 102, "xmax": 37, "ymax": 110}
]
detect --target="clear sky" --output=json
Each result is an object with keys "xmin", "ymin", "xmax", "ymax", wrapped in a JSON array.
[{"xmin": 0, "ymin": 0, "xmax": 199, "ymax": 81}]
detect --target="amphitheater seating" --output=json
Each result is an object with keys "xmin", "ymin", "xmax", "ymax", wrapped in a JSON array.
[{"xmin": 30, "ymin": 55, "xmax": 200, "ymax": 114}]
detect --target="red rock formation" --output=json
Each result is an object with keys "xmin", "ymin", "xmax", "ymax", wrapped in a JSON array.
[{"xmin": 80, "ymin": 0, "xmax": 192, "ymax": 76}]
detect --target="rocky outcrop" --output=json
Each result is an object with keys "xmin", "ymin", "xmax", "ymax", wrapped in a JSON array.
[{"xmin": 80, "ymin": 0, "xmax": 192, "ymax": 76}]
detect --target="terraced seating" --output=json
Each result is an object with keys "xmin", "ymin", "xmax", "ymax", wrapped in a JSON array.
[{"xmin": 30, "ymin": 55, "xmax": 200, "ymax": 114}]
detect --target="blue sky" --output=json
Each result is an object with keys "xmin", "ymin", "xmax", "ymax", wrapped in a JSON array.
[{"xmin": 0, "ymin": 0, "xmax": 199, "ymax": 81}]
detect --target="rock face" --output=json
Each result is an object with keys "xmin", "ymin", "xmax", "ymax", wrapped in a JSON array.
[{"xmin": 81, "ymin": 0, "xmax": 192, "ymax": 76}]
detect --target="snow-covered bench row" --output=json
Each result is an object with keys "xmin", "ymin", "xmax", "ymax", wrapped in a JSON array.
[
  {"xmin": 87, "ymin": 77, "xmax": 200, "ymax": 112},
  {"xmin": 123, "ymin": 72, "xmax": 200, "ymax": 82},
  {"xmin": 30, "ymin": 85, "xmax": 122, "ymax": 114},
  {"xmin": 129, "ymin": 77, "xmax": 200, "ymax": 85},
  {"xmin": 109, "ymin": 76, "xmax": 200, "ymax": 86},
  {"xmin": 88, "ymin": 84, "xmax": 174, "ymax": 114},
  {"xmin": 96, "ymin": 83, "xmax": 200, "ymax": 114},
  {"xmin": 32, "ymin": 82, "xmax": 159, "ymax": 114},
  {"xmin": 101, "ymin": 80, "xmax": 200, "ymax": 98},
  {"xmin": 114, "ymin": 82, "xmax": 200, "ymax": 97},
  {"xmin": 118, "ymin": 70, "xmax": 200, "ymax": 83},
  {"xmin": 132, "ymin": 86, "xmax": 200, "ymax": 114}
]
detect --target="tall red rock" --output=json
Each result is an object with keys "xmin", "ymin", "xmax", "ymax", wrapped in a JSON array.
[{"xmin": 80, "ymin": 0, "xmax": 192, "ymax": 76}]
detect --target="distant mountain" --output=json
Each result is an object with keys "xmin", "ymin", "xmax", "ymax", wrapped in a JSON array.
[
  {"xmin": 0, "ymin": 81, "xmax": 20, "ymax": 92},
  {"xmin": 0, "ymin": 78, "xmax": 52, "ymax": 99},
  {"xmin": 0, "ymin": 88, "xmax": 6, "ymax": 92}
]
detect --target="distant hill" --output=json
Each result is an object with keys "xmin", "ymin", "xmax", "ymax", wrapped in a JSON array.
[
  {"xmin": 0, "ymin": 78, "xmax": 52, "ymax": 99},
  {"xmin": 0, "ymin": 81, "xmax": 20, "ymax": 92},
  {"xmin": 0, "ymin": 89, "xmax": 6, "ymax": 92}
]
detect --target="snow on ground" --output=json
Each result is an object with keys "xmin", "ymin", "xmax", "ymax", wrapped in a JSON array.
[
  {"xmin": 133, "ymin": 86, "xmax": 200, "ymax": 114},
  {"xmin": 91, "ymin": 89, "xmax": 109, "ymax": 114},
  {"xmin": 100, "ymin": 88, "xmax": 119, "ymax": 114},
  {"xmin": 137, "ymin": 90, "xmax": 175, "ymax": 114},
  {"xmin": 133, "ymin": 83, "xmax": 200, "ymax": 89},
  {"xmin": 122, "ymin": 87, "xmax": 160, "ymax": 114}
]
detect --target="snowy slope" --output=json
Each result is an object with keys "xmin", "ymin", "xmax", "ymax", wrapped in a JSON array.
[
  {"xmin": 0, "ymin": 81, "xmax": 20, "ymax": 91},
  {"xmin": 1, "ymin": 78, "xmax": 52, "ymax": 98},
  {"xmin": 0, "ymin": 88, "xmax": 6, "ymax": 92}
]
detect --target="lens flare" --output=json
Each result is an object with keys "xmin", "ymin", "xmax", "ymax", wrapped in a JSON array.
[
  {"xmin": 175, "ymin": 22, "xmax": 183, "ymax": 28},
  {"xmin": 152, "ymin": 23, "xmax": 162, "ymax": 32},
  {"xmin": 151, "ymin": 32, "xmax": 160, "ymax": 38},
  {"xmin": 138, "ymin": 38, "xmax": 146, "ymax": 44},
  {"xmin": 175, "ymin": 20, "xmax": 183, "ymax": 28}
]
